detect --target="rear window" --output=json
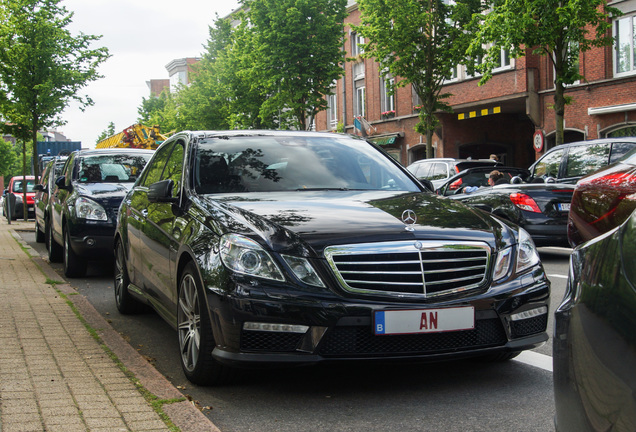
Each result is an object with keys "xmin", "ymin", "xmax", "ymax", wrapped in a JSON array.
[{"xmin": 610, "ymin": 142, "xmax": 636, "ymax": 163}]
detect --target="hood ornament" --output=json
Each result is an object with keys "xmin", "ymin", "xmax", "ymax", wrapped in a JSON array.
[{"xmin": 401, "ymin": 209, "xmax": 417, "ymax": 231}]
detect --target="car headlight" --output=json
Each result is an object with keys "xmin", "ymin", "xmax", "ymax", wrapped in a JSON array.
[
  {"xmin": 75, "ymin": 197, "xmax": 107, "ymax": 221},
  {"xmin": 220, "ymin": 233, "xmax": 285, "ymax": 282},
  {"xmin": 516, "ymin": 228, "xmax": 540, "ymax": 273},
  {"xmin": 493, "ymin": 228, "xmax": 540, "ymax": 281},
  {"xmin": 281, "ymin": 254, "xmax": 325, "ymax": 287}
]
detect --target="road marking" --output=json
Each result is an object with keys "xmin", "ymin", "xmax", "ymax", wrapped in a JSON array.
[
  {"xmin": 514, "ymin": 350, "xmax": 553, "ymax": 372},
  {"xmin": 548, "ymin": 274, "xmax": 568, "ymax": 279}
]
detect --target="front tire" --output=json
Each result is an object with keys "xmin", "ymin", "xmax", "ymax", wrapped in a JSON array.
[
  {"xmin": 63, "ymin": 227, "xmax": 86, "ymax": 278},
  {"xmin": 114, "ymin": 239, "xmax": 143, "ymax": 314},
  {"xmin": 178, "ymin": 262, "xmax": 233, "ymax": 385}
]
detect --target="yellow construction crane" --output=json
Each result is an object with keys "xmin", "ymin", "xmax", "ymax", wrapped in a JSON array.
[{"xmin": 96, "ymin": 124, "xmax": 170, "ymax": 150}]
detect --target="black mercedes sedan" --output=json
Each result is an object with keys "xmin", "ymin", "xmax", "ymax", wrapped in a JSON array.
[
  {"xmin": 48, "ymin": 148, "xmax": 153, "ymax": 277},
  {"xmin": 554, "ymin": 208, "xmax": 636, "ymax": 431},
  {"xmin": 437, "ymin": 166, "xmax": 575, "ymax": 247},
  {"xmin": 115, "ymin": 131, "xmax": 551, "ymax": 385}
]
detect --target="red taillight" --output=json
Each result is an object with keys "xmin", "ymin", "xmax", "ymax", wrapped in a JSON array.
[
  {"xmin": 449, "ymin": 178, "xmax": 463, "ymax": 190},
  {"xmin": 510, "ymin": 193, "xmax": 542, "ymax": 213}
]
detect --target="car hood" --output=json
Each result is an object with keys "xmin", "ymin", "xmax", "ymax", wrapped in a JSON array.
[
  {"xmin": 198, "ymin": 190, "xmax": 516, "ymax": 257},
  {"xmin": 74, "ymin": 182, "xmax": 133, "ymax": 205}
]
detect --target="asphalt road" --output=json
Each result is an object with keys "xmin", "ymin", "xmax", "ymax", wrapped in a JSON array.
[{"xmin": 19, "ymin": 228, "xmax": 568, "ymax": 432}]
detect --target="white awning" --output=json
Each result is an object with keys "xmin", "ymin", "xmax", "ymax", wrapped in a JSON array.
[{"xmin": 588, "ymin": 103, "xmax": 636, "ymax": 115}]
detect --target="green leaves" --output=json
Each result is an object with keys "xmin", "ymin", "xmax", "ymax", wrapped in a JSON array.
[{"xmin": 0, "ymin": 0, "xmax": 109, "ymax": 178}]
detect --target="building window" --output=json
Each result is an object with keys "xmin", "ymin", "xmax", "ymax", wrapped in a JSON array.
[
  {"xmin": 353, "ymin": 61, "xmax": 365, "ymax": 80},
  {"xmin": 327, "ymin": 93, "xmax": 338, "ymax": 129},
  {"xmin": 351, "ymin": 32, "xmax": 365, "ymax": 57},
  {"xmin": 381, "ymin": 76, "xmax": 395, "ymax": 117},
  {"xmin": 615, "ymin": 14, "xmax": 636, "ymax": 75},
  {"xmin": 355, "ymin": 82, "xmax": 366, "ymax": 118},
  {"xmin": 493, "ymin": 48, "xmax": 512, "ymax": 71}
]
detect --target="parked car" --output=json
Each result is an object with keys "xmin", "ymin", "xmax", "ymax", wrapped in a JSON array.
[
  {"xmin": 437, "ymin": 166, "xmax": 575, "ymax": 247},
  {"xmin": 528, "ymin": 137, "xmax": 636, "ymax": 184},
  {"xmin": 567, "ymin": 147, "xmax": 636, "ymax": 247},
  {"xmin": 48, "ymin": 148, "xmax": 153, "ymax": 277},
  {"xmin": 554, "ymin": 207, "xmax": 636, "ymax": 432},
  {"xmin": 33, "ymin": 157, "xmax": 68, "ymax": 243},
  {"xmin": 115, "ymin": 130, "xmax": 551, "ymax": 385},
  {"xmin": 406, "ymin": 158, "xmax": 500, "ymax": 190},
  {"xmin": 3, "ymin": 175, "xmax": 36, "ymax": 220}
]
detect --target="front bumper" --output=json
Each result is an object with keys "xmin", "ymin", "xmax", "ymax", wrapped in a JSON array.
[
  {"xmin": 68, "ymin": 221, "xmax": 116, "ymax": 258},
  {"xmin": 205, "ymin": 271, "xmax": 550, "ymax": 367}
]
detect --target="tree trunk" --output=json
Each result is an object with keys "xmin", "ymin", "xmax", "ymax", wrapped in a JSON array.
[{"xmin": 554, "ymin": 82, "xmax": 565, "ymax": 147}]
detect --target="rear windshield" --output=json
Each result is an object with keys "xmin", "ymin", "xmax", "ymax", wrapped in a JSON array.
[{"xmin": 193, "ymin": 135, "xmax": 420, "ymax": 194}]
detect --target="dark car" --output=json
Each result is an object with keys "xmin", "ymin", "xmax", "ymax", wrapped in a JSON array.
[
  {"xmin": 406, "ymin": 158, "xmax": 500, "ymax": 190},
  {"xmin": 48, "ymin": 148, "xmax": 153, "ymax": 277},
  {"xmin": 34, "ymin": 156, "xmax": 68, "ymax": 243},
  {"xmin": 567, "ymin": 147, "xmax": 636, "ymax": 247},
  {"xmin": 3, "ymin": 175, "xmax": 37, "ymax": 220},
  {"xmin": 115, "ymin": 130, "xmax": 551, "ymax": 385},
  {"xmin": 528, "ymin": 137, "xmax": 636, "ymax": 184},
  {"xmin": 437, "ymin": 166, "xmax": 575, "ymax": 247},
  {"xmin": 554, "ymin": 207, "xmax": 636, "ymax": 431}
]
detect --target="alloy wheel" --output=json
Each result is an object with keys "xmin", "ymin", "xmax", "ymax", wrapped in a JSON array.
[{"xmin": 178, "ymin": 274, "xmax": 201, "ymax": 373}]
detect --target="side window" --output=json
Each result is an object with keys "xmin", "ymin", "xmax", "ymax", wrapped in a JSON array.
[
  {"xmin": 140, "ymin": 141, "xmax": 176, "ymax": 187},
  {"xmin": 412, "ymin": 163, "xmax": 430, "ymax": 178},
  {"xmin": 160, "ymin": 142, "xmax": 184, "ymax": 198},
  {"xmin": 428, "ymin": 163, "xmax": 449, "ymax": 181},
  {"xmin": 533, "ymin": 149, "xmax": 565, "ymax": 178},
  {"xmin": 565, "ymin": 144, "xmax": 610, "ymax": 178},
  {"xmin": 610, "ymin": 142, "xmax": 636, "ymax": 163}
]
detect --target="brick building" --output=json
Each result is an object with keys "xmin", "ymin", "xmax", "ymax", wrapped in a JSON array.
[{"xmin": 315, "ymin": 0, "xmax": 636, "ymax": 168}]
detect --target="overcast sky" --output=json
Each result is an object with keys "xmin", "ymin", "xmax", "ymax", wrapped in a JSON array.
[{"xmin": 59, "ymin": 0, "xmax": 240, "ymax": 148}]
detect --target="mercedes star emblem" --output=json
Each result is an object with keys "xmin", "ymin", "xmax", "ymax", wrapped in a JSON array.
[{"xmin": 401, "ymin": 209, "xmax": 417, "ymax": 225}]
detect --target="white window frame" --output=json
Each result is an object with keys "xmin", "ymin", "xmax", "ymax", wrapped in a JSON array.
[
  {"xmin": 381, "ymin": 76, "xmax": 395, "ymax": 115},
  {"xmin": 327, "ymin": 93, "xmax": 338, "ymax": 129},
  {"xmin": 351, "ymin": 32, "xmax": 365, "ymax": 57},
  {"xmin": 614, "ymin": 14, "xmax": 636, "ymax": 77},
  {"xmin": 355, "ymin": 84, "xmax": 366, "ymax": 118}
]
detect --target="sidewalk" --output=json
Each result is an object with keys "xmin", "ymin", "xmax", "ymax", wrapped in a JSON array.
[{"xmin": 0, "ymin": 219, "xmax": 220, "ymax": 432}]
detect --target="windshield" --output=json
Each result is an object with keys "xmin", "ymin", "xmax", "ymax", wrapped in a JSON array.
[
  {"xmin": 12, "ymin": 179, "xmax": 36, "ymax": 193},
  {"xmin": 76, "ymin": 153, "xmax": 152, "ymax": 183},
  {"xmin": 193, "ymin": 135, "xmax": 420, "ymax": 194}
]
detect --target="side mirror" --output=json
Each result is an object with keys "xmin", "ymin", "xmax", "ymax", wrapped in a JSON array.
[
  {"xmin": 148, "ymin": 179, "xmax": 178, "ymax": 203},
  {"xmin": 33, "ymin": 184, "xmax": 45, "ymax": 192},
  {"xmin": 418, "ymin": 179, "xmax": 435, "ymax": 192},
  {"xmin": 54, "ymin": 175, "xmax": 71, "ymax": 191}
]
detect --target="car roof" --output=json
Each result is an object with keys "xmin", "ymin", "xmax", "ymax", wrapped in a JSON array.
[{"xmin": 543, "ymin": 137, "xmax": 636, "ymax": 153}]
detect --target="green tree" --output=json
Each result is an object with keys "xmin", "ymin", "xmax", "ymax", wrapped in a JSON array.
[
  {"xmin": 471, "ymin": 0, "xmax": 620, "ymax": 146},
  {"xmin": 0, "ymin": 137, "xmax": 17, "ymax": 178},
  {"xmin": 244, "ymin": 0, "xmax": 348, "ymax": 130},
  {"xmin": 96, "ymin": 121, "xmax": 116, "ymax": 144},
  {"xmin": 0, "ymin": 0, "xmax": 110, "ymax": 188},
  {"xmin": 355, "ymin": 0, "xmax": 483, "ymax": 158}
]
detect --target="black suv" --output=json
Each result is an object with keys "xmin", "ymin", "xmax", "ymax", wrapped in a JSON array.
[
  {"xmin": 48, "ymin": 148, "xmax": 153, "ymax": 277},
  {"xmin": 115, "ymin": 130, "xmax": 550, "ymax": 385},
  {"xmin": 34, "ymin": 157, "xmax": 67, "ymax": 243},
  {"xmin": 528, "ymin": 137, "xmax": 636, "ymax": 184}
]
